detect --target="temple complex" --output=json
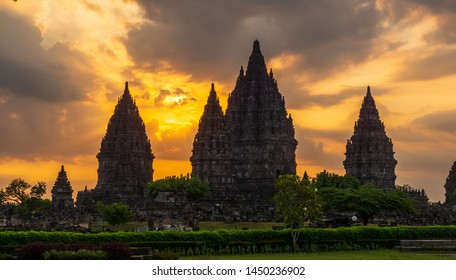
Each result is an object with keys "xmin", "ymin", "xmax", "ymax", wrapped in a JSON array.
[
  {"xmin": 51, "ymin": 165, "xmax": 74, "ymax": 211},
  {"xmin": 191, "ymin": 40, "xmax": 297, "ymax": 220},
  {"xmin": 76, "ymin": 82, "xmax": 154, "ymax": 210},
  {"xmin": 2, "ymin": 41, "xmax": 456, "ymax": 232},
  {"xmin": 343, "ymin": 86, "xmax": 397, "ymax": 190}
]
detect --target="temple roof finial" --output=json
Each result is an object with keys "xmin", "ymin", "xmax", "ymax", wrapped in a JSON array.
[
  {"xmin": 367, "ymin": 85, "xmax": 371, "ymax": 96},
  {"xmin": 253, "ymin": 39, "xmax": 261, "ymax": 52},
  {"xmin": 211, "ymin": 82, "xmax": 215, "ymax": 92}
]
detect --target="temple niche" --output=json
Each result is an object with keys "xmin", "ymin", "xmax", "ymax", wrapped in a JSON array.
[
  {"xmin": 191, "ymin": 40, "xmax": 297, "ymax": 220},
  {"xmin": 343, "ymin": 86, "xmax": 397, "ymax": 190},
  {"xmin": 76, "ymin": 82, "xmax": 154, "ymax": 210},
  {"xmin": 51, "ymin": 165, "xmax": 74, "ymax": 211}
]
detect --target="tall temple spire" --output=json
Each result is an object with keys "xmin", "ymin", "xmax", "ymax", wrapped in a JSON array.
[
  {"xmin": 192, "ymin": 39, "xmax": 297, "ymax": 218},
  {"xmin": 200, "ymin": 83, "xmax": 224, "ymax": 129},
  {"xmin": 191, "ymin": 83, "xmax": 227, "ymax": 184},
  {"xmin": 121, "ymin": 81, "xmax": 133, "ymax": 104},
  {"xmin": 95, "ymin": 82, "xmax": 154, "ymax": 207},
  {"xmin": 343, "ymin": 86, "xmax": 397, "ymax": 190},
  {"xmin": 359, "ymin": 86, "xmax": 380, "ymax": 122},
  {"xmin": 246, "ymin": 40, "xmax": 268, "ymax": 80}
]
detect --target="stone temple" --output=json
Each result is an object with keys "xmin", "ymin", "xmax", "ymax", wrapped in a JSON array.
[
  {"xmin": 343, "ymin": 86, "xmax": 397, "ymax": 190},
  {"xmin": 191, "ymin": 40, "xmax": 297, "ymax": 220},
  {"xmin": 51, "ymin": 165, "xmax": 74, "ymax": 211},
  {"xmin": 76, "ymin": 82, "xmax": 154, "ymax": 210}
]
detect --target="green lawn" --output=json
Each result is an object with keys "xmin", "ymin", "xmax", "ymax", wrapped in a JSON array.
[{"xmin": 181, "ymin": 249, "xmax": 456, "ymax": 260}]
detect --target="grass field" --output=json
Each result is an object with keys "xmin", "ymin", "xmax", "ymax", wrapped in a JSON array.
[{"xmin": 181, "ymin": 249, "xmax": 456, "ymax": 260}]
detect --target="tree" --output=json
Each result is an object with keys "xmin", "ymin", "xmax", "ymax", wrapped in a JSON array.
[
  {"xmin": 311, "ymin": 170, "xmax": 360, "ymax": 190},
  {"xmin": 25, "ymin": 198, "xmax": 52, "ymax": 212},
  {"xmin": 319, "ymin": 183, "xmax": 416, "ymax": 225},
  {"xmin": 273, "ymin": 175, "xmax": 321, "ymax": 252},
  {"xmin": 4, "ymin": 178, "xmax": 47, "ymax": 206},
  {"xmin": 0, "ymin": 189, "xmax": 6, "ymax": 205},
  {"xmin": 147, "ymin": 174, "xmax": 210, "ymax": 200},
  {"xmin": 97, "ymin": 202, "xmax": 132, "ymax": 230},
  {"xmin": 30, "ymin": 181, "xmax": 46, "ymax": 199}
]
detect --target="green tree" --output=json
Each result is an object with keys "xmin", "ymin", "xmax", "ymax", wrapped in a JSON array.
[
  {"xmin": 147, "ymin": 174, "xmax": 210, "ymax": 200},
  {"xmin": 273, "ymin": 175, "xmax": 321, "ymax": 252},
  {"xmin": 4, "ymin": 178, "xmax": 47, "ymax": 206},
  {"xmin": 311, "ymin": 170, "xmax": 360, "ymax": 190},
  {"xmin": 25, "ymin": 198, "xmax": 52, "ymax": 212},
  {"xmin": 97, "ymin": 202, "xmax": 132, "ymax": 230},
  {"xmin": 319, "ymin": 183, "xmax": 416, "ymax": 225}
]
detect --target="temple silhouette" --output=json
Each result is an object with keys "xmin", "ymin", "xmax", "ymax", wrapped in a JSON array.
[
  {"xmin": 343, "ymin": 86, "xmax": 397, "ymax": 190},
  {"xmin": 76, "ymin": 82, "xmax": 154, "ymax": 211},
  {"xmin": 191, "ymin": 40, "xmax": 297, "ymax": 219}
]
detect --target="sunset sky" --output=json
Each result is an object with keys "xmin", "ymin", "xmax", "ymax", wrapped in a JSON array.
[{"xmin": 1, "ymin": 0, "xmax": 456, "ymax": 202}]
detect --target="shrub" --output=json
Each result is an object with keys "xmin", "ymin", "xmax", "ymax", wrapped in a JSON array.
[
  {"xmin": 102, "ymin": 242, "xmax": 132, "ymax": 260},
  {"xmin": 44, "ymin": 249, "xmax": 106, "ymax": 260},
  {"xmin": 128, "ymin": 241, "xmax": 205, "ymax": 251},
  {"xmin": 17, "ymin": 242, "xmax": 49, "ymax": 260},
  {"xmin": 6, "ymin": 226, "xmax": 456, "ymax": 257},
  {"xmin": 0, "ymin": 253, "xmax": 14, "ymax": 260},
  {"xmin": 17, "ymin": 242, "xmax": 96, "ymax": 260},
  {"xmin": 148, "ymin": 252, "xmax": 180, "ymax": 260}
]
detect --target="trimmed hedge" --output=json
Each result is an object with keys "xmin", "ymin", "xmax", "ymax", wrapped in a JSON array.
[{"xmin": 3, "ymin": 226, "xmax": 456, "ymax": 256}]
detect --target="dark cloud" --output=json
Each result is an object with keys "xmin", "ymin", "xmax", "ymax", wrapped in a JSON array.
[
  {"xmin": 0, "ymin": 94, "xmax": 103, "ymax": 161},
  {"xmin": 387, "ymin": 0, "xmax": 456, "ymax": 46},
  {"xmin": 0, "ymin": 10, "xmax": 94, "ymax": 103},
  {"xmin": 425, "ymin": 14, "xmax": 456, "ymax": 44},
  {"xmin": 412, "ymin": 110, "xmax": 456, "ymax": 135},
  {"xmin": 127, "ymin": 0, "xmax": 383, "ymax": 83},
  {"xmin": 386, "ymin": 112, "xmax": 456, "ymax": 200},
  {"xmin": 395, "ymin": 149, "xmax": 450, "ymax": 202},
  {"xmin": 295, "ymin": 126, "xmax": 346, "ymax": 170},
  {"xmin": 394, "ymin": 49, "xmax": 456, "ymax": 81},
  {"xmin": 406, "ymin": 0, "xmax": 456, "ymax": 13},
  {"xmin": 282, "ymin": 85, "xmax": 391, "ymax": 110}
]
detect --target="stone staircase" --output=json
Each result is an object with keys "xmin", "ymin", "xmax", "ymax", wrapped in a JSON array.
[{"xmin": 396, "ymin": 240, "xmax": 456, "ymax": 252}]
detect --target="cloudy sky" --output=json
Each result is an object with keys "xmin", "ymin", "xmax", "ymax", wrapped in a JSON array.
[{"xmin": 1, "ymin": 0, "xmax": 455, "ymax": 202}]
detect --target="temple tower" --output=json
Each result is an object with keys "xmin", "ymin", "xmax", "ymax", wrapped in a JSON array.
[
  {"xmin": 191, "ymin": 40, "xmax": 297, "ymax": 216},
  {"xmin": 444, "ymin": 161, "xmax": 456, "ymax": 206},
  {"xmin": 95, "ymin": 82, "xmax": 154, "ymax": 208},
  {"xmin": 225, "ymin": 40, "xmax": 297, "ymax": 197},
  {"xmin": 51, "ymin": 165, "xmax": 74, "ymax": 211},
  {"xmin": 190, "ymin": 83, "xmax": 230, "ymax": 185},
  {"xmin": 343, "ymin": 86, "xmax": 397, "ymax": 190}
]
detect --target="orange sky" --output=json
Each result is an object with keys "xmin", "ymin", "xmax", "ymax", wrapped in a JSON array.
[{"xmin": 1, "ymin": 0, "xmax": 456, "ymax": 202}]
